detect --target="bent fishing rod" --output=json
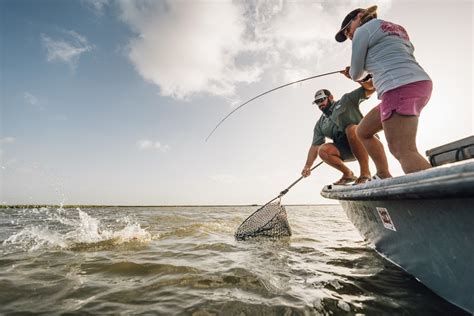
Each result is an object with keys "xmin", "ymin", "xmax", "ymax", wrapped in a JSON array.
[{"xmin": 205, "ymin": 69, "xmax": 344, "ymax": 142}]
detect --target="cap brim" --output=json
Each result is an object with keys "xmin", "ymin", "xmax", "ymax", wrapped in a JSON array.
[
  {"xmin": 335, "ymin": 29, "xmax": 347, "ymax": 42},
  {"xmin": 335, "ymin": 7, "xmax": 366, "ymax": 43},
  {"xmin": 335, "ymin": 19, "xmax": 353, "ymax": 42},
  {"xmin": 313, "ymin": 97, "xmax": 327, "ymax": 104}
]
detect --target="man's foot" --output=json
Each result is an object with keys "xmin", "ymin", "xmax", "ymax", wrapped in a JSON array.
[
  {"xmin": 373, "ymin": 172, "xmax": 392, "ymax": 180},
  {"xmin": 354, "ymin": 175, "xmax": 371, "ymax": 185},
  {"xmin": 333, "ymin": 173, "xmax": 357, "ymax": 185}
]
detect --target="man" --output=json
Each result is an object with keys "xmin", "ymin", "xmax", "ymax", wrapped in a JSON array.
[{"xmin": 301, "ymin": 76, "xmax": 375, "ymax": 184}]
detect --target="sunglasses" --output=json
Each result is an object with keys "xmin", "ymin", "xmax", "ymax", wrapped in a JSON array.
[
  {"xmin": 313, "ymin": 97, "xmax": 327, "ymax": 105},
  {"xmin": 343, "ymin": 19, "xmax": 353, "ymax": 37}
]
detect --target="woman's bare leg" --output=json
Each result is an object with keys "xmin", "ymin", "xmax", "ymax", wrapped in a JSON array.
[
  {"xmin": 356, "ymin": 106, "xmax": 392, "ymax": 178},
  {"xmin": 382, "ymin": 113, "xmax": 431, "ymax": 173}
]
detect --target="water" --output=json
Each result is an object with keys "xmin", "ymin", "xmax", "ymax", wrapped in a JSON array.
[{"xmin": 0, "ymin": 205, "xmax": 467, "ymax": 315}]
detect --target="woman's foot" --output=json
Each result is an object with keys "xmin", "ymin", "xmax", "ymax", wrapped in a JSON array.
[
  {"xmin": 354, "ymin": 175, "xmax": 371, "ymax": 184},
  {"xmin": 374, "ymin": 172, "xmax": 392, "ymax": 179}
]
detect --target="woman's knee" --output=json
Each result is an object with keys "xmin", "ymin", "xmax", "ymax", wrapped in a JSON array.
[
  {"xmin": 387, "ymin": 141, "xmax": 402, "ymax": 160},
  {"xmin": 345, "ymin": 125, "xmax": 357, "ymax": 140},
  {"xmin": 356, "ymin": 124, "xmax": 372, "ymax": 140},
  {"xmin": 387, "ymin": 139, "xmax": 418, "ymax": 160},
  {"xmin": 389, "ymin": 142, "xmax": 420, "ymax": 160}
]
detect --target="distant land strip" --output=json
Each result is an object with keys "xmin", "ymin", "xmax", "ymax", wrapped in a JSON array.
[{"xmin": 1, "ymin": 204, "xmax": 336, "ymax": 209}]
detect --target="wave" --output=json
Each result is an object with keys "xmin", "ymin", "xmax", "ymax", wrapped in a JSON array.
[{"xmin": 2, "ymin": 207, "xmax": 152, "ymax": 252}]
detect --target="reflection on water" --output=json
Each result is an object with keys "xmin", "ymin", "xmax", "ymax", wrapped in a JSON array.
[{"xmin": 0, "ymin": 205, "xmax": 468, "ymax": 315}]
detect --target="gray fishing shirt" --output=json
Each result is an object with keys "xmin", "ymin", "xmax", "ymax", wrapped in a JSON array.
[
  {"xmin": 349, "ymin": 19, "xmax": 431, "ymax": 98},
  {"xmin": 312, "ymin": 87, "xmax": 367, "ymax": 146}
]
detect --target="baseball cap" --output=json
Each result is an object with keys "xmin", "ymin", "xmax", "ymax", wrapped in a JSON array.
[
  {"xmin": 312, "ymin": 89, "xmax": 330, "ymax": 104},
  {"xmin": 335, "ymin": 8, "xmax": 363, "ymax": 42}
]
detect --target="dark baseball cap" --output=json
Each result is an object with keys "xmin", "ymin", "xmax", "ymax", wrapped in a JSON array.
[{"xmin": 335, "ymin": 8, "xmax": 363, "ymax": 42}]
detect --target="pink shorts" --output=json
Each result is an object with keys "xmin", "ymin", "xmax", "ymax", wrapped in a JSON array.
[{"xmin": 378, "ymin": 80, "xmax": 432, "ymax": 122}]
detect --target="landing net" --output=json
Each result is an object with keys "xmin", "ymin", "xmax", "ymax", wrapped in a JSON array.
[
  {"xmin": 233, "ymin": 161, "xmax": 323, "ymax": 241},
  {"xmin": 234, "ymin": 201, "xmax": 291, "ymax": 240}
]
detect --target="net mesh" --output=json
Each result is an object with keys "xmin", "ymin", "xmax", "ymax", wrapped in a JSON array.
[{"xmin": 234, "ymin": 202, "xmax": 291, "ymax": 240}]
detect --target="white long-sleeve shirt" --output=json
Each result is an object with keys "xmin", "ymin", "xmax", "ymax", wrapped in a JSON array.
[{"xmin": 349, "ymin": 19, "xmax": 431, "ymax": 98}]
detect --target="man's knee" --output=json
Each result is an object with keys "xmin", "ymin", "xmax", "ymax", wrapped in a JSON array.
[
  {"xmin": 319, "ymin": 144, "xmax": 340, "ymax": 161},
  {"xmin": 318, "ymin": 144, "xmax": 330, "ymax": 160}
]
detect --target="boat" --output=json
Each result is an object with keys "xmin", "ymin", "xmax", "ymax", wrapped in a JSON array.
[{"xmin": 320, "ymin": 136, "xmax": 474, "ymax": 314}]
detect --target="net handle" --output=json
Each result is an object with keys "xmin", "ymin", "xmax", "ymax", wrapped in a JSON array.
[
  {"xmin": 278, "ymin": 161, "xmax": 324, "ymax": 197},
  {"xmin": 258, "ymin": 161, "xmax": 325, "ymax": 209}
]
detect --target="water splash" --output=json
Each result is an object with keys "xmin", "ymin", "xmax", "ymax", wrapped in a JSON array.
[{"xmin": 3, "ymin": 207, "xmax": 151, "ymax": 252}]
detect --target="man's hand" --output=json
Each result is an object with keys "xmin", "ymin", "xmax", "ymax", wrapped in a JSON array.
[
  {"xmin": 340, "ymin": 66, "xmax": 351, "ymax": 79},
  {"xmin": 358, "ymin": 73, "xmax": 373, "ymax": 82},
  {"xmin": 359, "ymin": 74, "xmax": 375, "ymax": 95},
  {"xmin": 301, "ymin": 166, "xmax": 311, "ymax": 177}
]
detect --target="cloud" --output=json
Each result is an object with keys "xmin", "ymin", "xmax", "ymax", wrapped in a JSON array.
[
  {"xmin": 24, "ymin": 92, "xmax": 38, "ymax": 106},
  {"xmin": 118, "ymin": 0, "xmax": 392, "ymax": 100},
  {"xmin": 82, "ymin": 0, "xmax": 110, "ymax": 16},
  {"xmin": 23, "ymin": 92, "xmax": 45, "ymax": 110},
  {"xmin": 0, "ymin": 137, "xmax": 16, "ymax": 144},
  {"xmin": 41, "ymin": 30, "xmax": 94, "ymax": 69},
  {"xmin": 118, "ymin": 1, "xmax": 262, "ymax": 99},
  {"xmin": 136, "ymin": 139, "xmax": 170, "ymax": 152}
]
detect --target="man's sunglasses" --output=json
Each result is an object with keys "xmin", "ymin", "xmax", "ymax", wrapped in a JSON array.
[{"xmin": 313, "ymin": 97, "xmax": 327, "ymax": 105}]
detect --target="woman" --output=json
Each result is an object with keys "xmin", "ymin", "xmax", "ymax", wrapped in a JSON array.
[{"xmin": 335, "ymin": 6, "xmax": 432, "ymax": 178}]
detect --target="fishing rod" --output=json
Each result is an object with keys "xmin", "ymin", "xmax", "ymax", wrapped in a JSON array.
[{"xmin": 205, "ymin": 70, "xmax": 344, "ymax": 142}]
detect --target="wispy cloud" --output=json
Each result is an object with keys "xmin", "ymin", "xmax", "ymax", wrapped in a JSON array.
[
  {"xmin": 82, "ymin": 0, "xmax": 110, "ymax": 16},
  {"xmin": 118, "ymin": 0, "xmax": 392, "ymax": 100},
  {"xmin": 0, "ymin": 137, "xmax": 16, "ymax": 144},
  {"xmin": 23, "ymin": 92, "xmax": 45, "ymax": 110},
  {"xmin": 24, "ymin": 92, "xmax": 38, "ymax": 106},
  {"xmin": 136, "ymin": 139, "xmax": 170, "ymax": 152},
  {"xmin": 41, "ymin": 30, "xmax": 94, "ymax": 69}
]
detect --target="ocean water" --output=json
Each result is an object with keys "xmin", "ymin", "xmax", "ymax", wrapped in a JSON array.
[{"xmin": 0, "ymin": 205, "xmax": 468, "ymax": 315}]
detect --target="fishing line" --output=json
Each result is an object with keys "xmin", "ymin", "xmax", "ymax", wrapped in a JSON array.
[{"xmin": 205, "ymin": 70, "xmax": 343, "ymax": 142}]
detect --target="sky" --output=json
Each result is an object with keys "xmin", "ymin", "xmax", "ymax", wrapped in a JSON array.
[{"xmin": 1, "ymin": 0, "xmax": 473, "ymax": 206}]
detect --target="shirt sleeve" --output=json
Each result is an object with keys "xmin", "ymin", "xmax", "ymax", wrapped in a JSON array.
[
  {"xmin": 350, "ymin": 26, "xmax": 370, "ymax": 81},
  {"xmin": 312, "ymin": 122, "xmax": 325, "ymax": 146},
  {"xmin": 341, "ymin": 87, "xmax": 367, "ymax": 108}
]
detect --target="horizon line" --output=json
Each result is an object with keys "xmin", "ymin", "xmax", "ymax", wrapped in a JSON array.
[{"xmin": 1, "ymin": 203, "xmax": 339, "ymax": 208}]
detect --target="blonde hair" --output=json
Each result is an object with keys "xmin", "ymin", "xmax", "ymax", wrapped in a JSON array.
[{"xmin": 360, "ymin": 5, "xmax": 378, "ymax": 26}]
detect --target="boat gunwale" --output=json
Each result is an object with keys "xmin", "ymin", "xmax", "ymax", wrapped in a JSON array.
[{"xmin": 321, "ymin": 160, "xmax": 474, "ymax": 201}]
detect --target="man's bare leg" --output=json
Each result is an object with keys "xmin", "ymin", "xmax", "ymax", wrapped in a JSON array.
[
  {"xmin": 318, "ymin": 143, "xmax": 354, "ymax": 179},
  {"xmin": 345, "ymin": 124, "xmax": 370, "ymax": 180}
]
